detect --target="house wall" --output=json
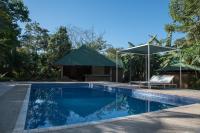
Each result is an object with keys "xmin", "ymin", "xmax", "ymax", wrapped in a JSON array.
[
  {"xmin": 112, "ymin": 68, "xmax": 123, "ymax": 82},
  {"xmin": 92, "ymin": 66, "xmax": 105, "ymax": 75},
  {"xmin": 62, "ymin": 66, "xmax": 92, "ymax": 81},
  {"xmin": 62, "ymin": 66, "xmax": 123, "ymax": 82},
  {"xmin": 85, "ymin": 75, "xmax": 111, "ymax": 81},
  {"xmin": 161, "ymin": 71, "xmax": 196, "ymax": 89}
]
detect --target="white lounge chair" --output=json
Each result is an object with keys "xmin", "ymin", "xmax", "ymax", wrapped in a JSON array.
[{"xmin": 130, "ymin": 75, "xmax": 177, "ymax": 89}]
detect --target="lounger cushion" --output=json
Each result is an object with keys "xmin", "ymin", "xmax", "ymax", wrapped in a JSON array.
[{"xmin": 150, "ymin": 75, "xmax": 174, "ymax": 83}]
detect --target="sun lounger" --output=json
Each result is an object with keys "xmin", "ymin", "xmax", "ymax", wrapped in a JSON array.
[{"xmin": 130, "ymin": 75, "xmax": 177, "ymax": 88}]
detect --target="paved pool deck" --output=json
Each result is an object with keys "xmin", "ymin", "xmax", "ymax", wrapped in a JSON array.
[
  {"xmin": 41, "ymin": 104, "xmax": 200, "ymax": 133},
  {"xmin": 0, "ymin": 82, "xmax": 200, "ymax": 133},
  {"xmin": 97, "ymin": 82, "xmax": 200, "ymax": 100},
  {"xmin": 0, "ymin": 84, "xmax": 28, "ymax": 133}
]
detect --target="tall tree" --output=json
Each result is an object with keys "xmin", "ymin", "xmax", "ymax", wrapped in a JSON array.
[
  {"xmin": 67, "ymin": 26, "xmax": 109, "ymax": 52},
  {"xmin": 164, "ymin": 24, "xmax": 175, "ymax": 47},
  {"xmin": 163, "ymin": 0, "xmax": 200, "ymax": 88},
  {"xmin": 48, "ymin": 26, "xmax": 72, "ymax": 62},
  {"xmin": 164, "ymin": 0, "xmax": 200, "ymax": 66},
  {"xmin": 21, "ymin": 22, "xmax": 49, "ymax": 54},
  {"xmin": 0, "ymin": 0, "xmax": 29, "ymax": 77},
  {"xmin": 169, "ymin": 0, "xmax": 200, "ymax": 43},
  {"xmin": 20, "ymin": 22, "xmax": 50, "ymax": 79}
]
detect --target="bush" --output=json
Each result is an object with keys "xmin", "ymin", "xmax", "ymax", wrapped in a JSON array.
[
  {"xmin": 190, "ymin": 77, "xmax": 200, "ymax": 89},
  {"xmin": 0, "ymin": 77, "xmax": 12, "ymax": 81}
]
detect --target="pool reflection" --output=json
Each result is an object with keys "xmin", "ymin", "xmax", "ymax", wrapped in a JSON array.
[{"xmin": 25, "ymin": 87, "xmax": 174, "ymax": 129}]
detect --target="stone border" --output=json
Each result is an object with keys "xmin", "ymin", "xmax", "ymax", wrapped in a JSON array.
[
  {"xmin": 22, "ymin": 103, "xmax": 199, "ymax": 133},
  {"xmin": 93, "ymin": 83, "xmax": 200, "ymax": 106},
  {"xmin": 12, "ymin": 84, "xmax": 31, "ymax": 133}
]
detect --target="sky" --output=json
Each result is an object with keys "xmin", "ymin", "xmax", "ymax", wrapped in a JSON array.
[{"xmin": 23, "ymin": 0, "xmax": 183, "ymax": 48}]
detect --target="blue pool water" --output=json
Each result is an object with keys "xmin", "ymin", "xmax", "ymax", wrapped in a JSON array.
[{"xmin": 25, "ymin": 84, "xmax": 176, "ymax": 130}]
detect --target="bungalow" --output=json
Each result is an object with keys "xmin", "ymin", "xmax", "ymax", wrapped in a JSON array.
[
  {"xmin": 160, "ymin": 63, "xmax": 200, "ymax": 88},
  {"xmin": 55, "ymin": 45, "xmax": 123, "ymax": 81}
]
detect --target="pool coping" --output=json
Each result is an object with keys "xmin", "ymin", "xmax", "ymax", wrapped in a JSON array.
[
  {"xmin": 12, "ymin": 84, "xmax": 31, "ymax": 133},
  {"xmin": 94, "ymin": 83, "xmax": 200, "ymax": 106},
  {"xmin": 12, "ymin": 82, "xmax": 200, "ymax": 133},
  {"xmin": 23, "ymin": 104, "xmax": 200, "ymax": 133}
]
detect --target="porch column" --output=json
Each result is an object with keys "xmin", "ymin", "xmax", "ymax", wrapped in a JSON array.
[
  {"xmin": 110, "ymin": 67, "xmax": 112, "ymax": 82},
  {"xmin": 61, "ymin": 66, "xmax": 63, "ymax": 79}
]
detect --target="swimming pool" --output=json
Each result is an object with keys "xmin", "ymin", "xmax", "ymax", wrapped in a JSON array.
[{"xmin": 24, "ymin": 83, "xmax": 199, "ymax": 130}]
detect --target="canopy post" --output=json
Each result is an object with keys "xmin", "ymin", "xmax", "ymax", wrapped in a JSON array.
[
  {"xmin": 148, "ymin": 43, "xmax": 151, "ymax": 89},
  {"xmin": 179, "ymin": 50, "xmax": 182, "ymax": 88},
  {"xmin": 119, "ymin": 43, "xmax": 177, "ymax": 88},
  {"xmin": 130, "ymin": 57, "xmax": 132, "ymax": 82},
  {"xmin": 116, "ymin": 51, "xmax": 118, "ymax": 82},
  {"xmin": 145, "ymin": 55, "xmax": 148, "ymax": 81}
]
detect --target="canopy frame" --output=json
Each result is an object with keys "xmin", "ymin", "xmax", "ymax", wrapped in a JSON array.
[{"xmin": 116, "ymin": 43, "xmax": 180, "ymax": 89}]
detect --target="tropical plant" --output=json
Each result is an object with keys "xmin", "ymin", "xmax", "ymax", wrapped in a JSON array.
[
  {"xmin": 162, "ymin": 0, "xmax": 200, "ymax": 88},
  {"xmin": 164, "ymin": 24, "xmax": 175, "ymax": 47}
]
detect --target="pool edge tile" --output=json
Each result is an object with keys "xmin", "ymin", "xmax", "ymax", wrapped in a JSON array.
[{"xmin": 13, "ymin": 84, "xmax": 31, "ymax": 133}]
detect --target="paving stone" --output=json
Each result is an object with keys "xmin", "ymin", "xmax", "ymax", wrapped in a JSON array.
[{"xmin": 0, "ymin": 85, "xmax": 28, "ymax": 133}]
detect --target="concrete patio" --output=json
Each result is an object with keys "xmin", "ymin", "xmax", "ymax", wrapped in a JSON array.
[
  {"xmin": 0, "ymin": 84, "xmax": 28, "ymax": 133},
  {"xmin": 41, "ymin": 104, "xmax": 200, "ymax": 133}
]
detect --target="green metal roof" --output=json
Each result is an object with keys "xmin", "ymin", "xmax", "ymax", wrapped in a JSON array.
[
  {"xmin": 55, "ymin": 45, "xmax": 117, "ymax": 67},
  {"xmin": 120, "ymin": 44, "xmax": 177, "ymax": 54},
  {"xmin": 160, "ymin": 63, "xmax": 200, "ymax": 72}
]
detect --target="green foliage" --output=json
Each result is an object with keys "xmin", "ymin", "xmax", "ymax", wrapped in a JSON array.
[
  {"xmin": 165, "ymin": 0, "xmax": 200, "ymax": 67},
  {"xmin": 121, "ymin": 53, "xmax": 161, "ymax": 82},
  {"xmin": 181, "ymin": 42, "xmax": 200, "ymax": 66},
  {"xmin": 0, "ymin": 0, "xmax": 30, "ymax": 78},
  {"xmin": 0, "ymin": 0, "xmax": 199, "ymax": 86},
  {"xmin": 111, "ymin": 39, "xmax": 162, "ymax": 82},
  {"xmin": 105, "ymin": 47, "xmax": 122, "ymax": 61},
  {"xmin": 164, "ymin": 24, "xmax": 175, "ymax": 47},
  {"xmin": 19, "ymin": 23, "xmax": 72, "ymax": 80},
  {"xmin": 85, "ymin": 36, "xmax": 109, "ymax": 52},
  {"xmin": 162, "ymin": 0, "xmax": 200, "ymax": 88},
  {"xmin": 21, "ymin": 22, "xmax": 49, "ymax": 53},
  {"xmin": 170, "ymin": 0, "xmax": 200, "ymax": 42},
  {"xmin": 48, "ymin": 26, "xmax": 72, "ymax": 62},
  {"xmin": 19, "ymin": 22, "xmax": 49, "ymax": 80}
]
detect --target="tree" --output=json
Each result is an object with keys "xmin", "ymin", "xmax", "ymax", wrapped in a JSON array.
[
  {"xmin": 169, "ymin": 0, "xmax": 200, "ymax": 43},
  {"xmin": 19, "ymin": 22, "xmax": 50, "ymax": 79},
  {"xmin": 112, "ymin": 40, "xmax": 162, "ymax": 82},
  {"xmin": 166, "ymin": 0, "xmax": 200, "ymax": 65},
  {"xmin": 48, "ymin": 26, "xmax": 72, "ymax": 62},
  {"xmin": 164, "ymin": 0, "xmax": 200, "ymax": 66},
  {"xmin": 20, "ymin": 24, "xmax": 73, "ymax": 80},
  {"xmin": 163, "ymin": 0, "xmax": 200, "ymax": 88},
  {"xmin": 0, "ymin": 0, "xmax": 30, "ymax": 77},
  {"xmin": 105, "ymin": 47, "xmax": 122, "ymax": 61},
  {"xmin": 67, "ymin": 26, "xmax": 110, "ymax": 52},
  {"xmin": 164, "ymin": 24, "xmax": 175, "ymax": 47},
  {"xmin": 21, "ymin": 22, "xmax": 49, "ymax": 54}
]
